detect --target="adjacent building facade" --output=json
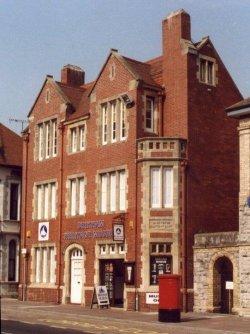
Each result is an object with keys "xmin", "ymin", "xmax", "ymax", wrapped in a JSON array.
[
  {"xmin": 194, "ymin": 98, "xmax": 250, "ymax": 316},
  {"xmin": 0, "ymin": 123, "xmax": 22, "ymax": 297},
  {"xmin": 19, "ymin": 10, "xmax": 242, "ymax": 311}
]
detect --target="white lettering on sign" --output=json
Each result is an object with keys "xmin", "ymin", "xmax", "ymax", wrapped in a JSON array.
[
  {"xmin": 226, "ymin": 281, "xmax": 234, "ymax": 290},
  {"xmin": 146, "ymin": 292, "xmax": 159, "ymax": 304}
]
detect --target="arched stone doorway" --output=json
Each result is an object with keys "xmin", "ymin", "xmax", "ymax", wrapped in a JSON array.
[
  {"xmin": 62, "ymin": 243, "xmax": 85, "ymax": 305},
  {"xmin": 213, "ymin": 256, "xmax": 233, "ymax": 313}
]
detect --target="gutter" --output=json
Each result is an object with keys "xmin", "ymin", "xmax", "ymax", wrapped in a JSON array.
[
  {"xmin": 22, "ymin": 132, "xmax": 29, "ymax": 301},
  {"xmin": 57, "ymin": 121, "xmax": 64, "ymax": 303},
  {"xmin": 181, "ymin": 160, "xmax": 188, "ymax": 312}
]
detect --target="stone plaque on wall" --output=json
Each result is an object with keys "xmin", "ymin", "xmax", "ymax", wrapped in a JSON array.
[{"xmin": 149, "ymin": 217, "xmax": 173, "ymax": 232}]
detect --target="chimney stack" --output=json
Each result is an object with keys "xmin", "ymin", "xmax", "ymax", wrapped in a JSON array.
[
  {"xmin": 162, "ymin": 9, "xmax": 191, "ymax": 138},
  {"xmin": 162, "ymin": 9, "xmax": 191, "ymax": 45},
  {"xmin": 61, "ymin": 64, "xmax": 85, "ymax": 87}
]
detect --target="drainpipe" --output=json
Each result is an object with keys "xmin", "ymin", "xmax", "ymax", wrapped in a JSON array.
[
  {"xmin": 57, "ymin": 121, "xmax": 64, "ymax": 304},
  {"xmin": 22, "ymin": 132, "xmax": 29, "ymax": 301},
  {"xmin": 134, "ymin": 102, "xmax": 138, "ymax": 311},
  {"xmin": 181, "ymin": 159, "xmax": 188, "ymax": 312}
]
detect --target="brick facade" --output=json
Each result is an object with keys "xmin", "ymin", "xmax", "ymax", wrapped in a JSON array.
[{"xmin": 20, "ymin": 9, "xmax": 242, "ymax": 311}]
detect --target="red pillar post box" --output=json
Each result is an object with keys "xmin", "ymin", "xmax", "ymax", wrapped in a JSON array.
[{"xmin": 158, "ymin": 274, "xmax": 181, "ymax": 322}]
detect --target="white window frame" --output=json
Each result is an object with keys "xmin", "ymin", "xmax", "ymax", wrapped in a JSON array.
[
  {"xmin": 151, "ymin": 167, "xmax": 161, "ymax": 209},
  {"xmin": 52, "ymin": 120, "xmax": 57, "ymax": 157},
  {"xmin": 102, "ymin": 104, "xmax": 108, "ymax": 145},
  {"xmin": 70, "ymin": 128, "xmax": 77, "ymax": 153},
  {"xmin": 110, "ymin": 172, "xmax": 116, "ymax": 212},
  {"xmin": 37, "ymin": 119, "xmax": 57, "ymax": 161},
  {"xmin": 69, "ymin": 177, "xmax": 86, "ymax": 217},
  {"xmin": 45, "ymin": 122, "xmax": 50, "ymax": 159},
  {"xmin": 79, "ymin": 125, "xmax": 86, "ymax": 151},
  {"xmin": 111, "ymin": 101, "xmax": 117, "ymax": 143},
  {"xmin": 120, "ymin": 101, "xmax": 126, "ymax": 140},
  {"xmin": 34, "ymin": 246, "xmax": 56, "ymax": 284},
  {"xmin": 38, "ymin": 124, "xmax": 44, "ymax": 161},
  {"xmin": 100, "ymin": 170, "xmax": 126, "ymax": 213},
  {"xmin": 150, "ymin": 166, "xmax": 173, "ymax": 209},
  {"xmin": 36, "ymin": 182, "xmax": 57, "ymax": 220},
  {"xmin": 119, "ymin": 170, "xmax": 126, "ymax": 211},
  {"xmin": 100, "ymin": 174, "xmax": 108, "ymax": 213}
]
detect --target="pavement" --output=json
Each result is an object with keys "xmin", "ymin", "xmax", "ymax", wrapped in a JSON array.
[{"xmin": 1, "ymin": 298, "xmax": 250, "ymax": 334}]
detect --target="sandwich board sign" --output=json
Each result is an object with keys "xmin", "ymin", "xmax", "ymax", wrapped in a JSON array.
[{"xmin": 91, "ymin": 285, "xmax": 110, "ymax": 308}]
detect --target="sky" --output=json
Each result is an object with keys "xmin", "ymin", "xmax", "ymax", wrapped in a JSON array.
[{"xmin": 0, "ymin": 0, "xmax": 249, "ymax": 134}]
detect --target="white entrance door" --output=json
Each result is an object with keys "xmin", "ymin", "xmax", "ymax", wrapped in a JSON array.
[{"xmin": 70, "ymin": 249, "xmax": 83, "ymax": 304}]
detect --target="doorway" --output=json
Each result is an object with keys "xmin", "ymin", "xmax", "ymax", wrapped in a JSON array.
[
  {"xmin": 100, "ymin": 259, "xmax": 124, "ymax": 307},
  {"xmin": 70, "ymin": 249, "xmax": 83, "ymax": 304},
  {"xmin": 213, "ymin": 256, "xmax": 233, "ymax": 313}
]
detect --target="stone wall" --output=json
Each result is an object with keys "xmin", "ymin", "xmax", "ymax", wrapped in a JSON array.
[
  {"xmin": 238, "ymin": 116, "xmax": 250, "ymax": 316},
  {"xmin": 193, "ymin": 232, "xmax": 240, "ymax": 314}
]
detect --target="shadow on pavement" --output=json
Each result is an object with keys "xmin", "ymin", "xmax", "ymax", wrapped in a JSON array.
[{"xmin": 1, "ymin": 320, "xmax": 91, "ymax": 334}]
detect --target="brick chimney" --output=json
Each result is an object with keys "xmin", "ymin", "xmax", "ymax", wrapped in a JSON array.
[
  {"xmin": 162, "ymin": 9, "xmax": 191, "ymax": 138},
  {"xmin": 163, "ymin": 9, "xmax": 191, "ymax": 44},
  {"xmin": 61, "ymin": 64, "xmax": 85, "ymax": 87}
]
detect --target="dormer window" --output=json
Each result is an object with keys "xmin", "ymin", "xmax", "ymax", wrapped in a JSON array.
[{"xmin": 199, "ymin": 56, "xmax": 215, "ymax": 85}]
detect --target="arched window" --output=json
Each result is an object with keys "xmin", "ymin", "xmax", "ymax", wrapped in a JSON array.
[{"xmin": 8, "ymin": 240, "xmax": 16, "ymax": 281}]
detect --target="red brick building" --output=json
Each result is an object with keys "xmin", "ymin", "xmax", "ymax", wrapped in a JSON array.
[{"xmin": 19, "ymin": 9, "xmax": 242, "ymax": 311}]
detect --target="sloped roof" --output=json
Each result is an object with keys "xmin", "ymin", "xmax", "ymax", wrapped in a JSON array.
[
  {"xmin": 226, "ymin": 97, "xmax": 250, "ymax": 112},
  {"xmin": 89, "ymin": 51, "xmax": 161, "ymax": 95},
  {"xmin": 0, "ymin": 123, "xmax": 23, "ymax": 167},
  {"xmin": 122, "ymin": 56, "xmax": 161, "ymax": 88},
  {"xmin": 28, "ymin": 76, "xmax": 71, "ymax": 117},
  {"xmin": 66, "ymin": 82, "xmax": 94, "ymax": 121},
  {"xmin": 146, "ymin": 56, "xmax": 163, "ymax": 86},
  {"xmin": 56, "ymin": 82, "xmax": 84, "ymax": 110}
]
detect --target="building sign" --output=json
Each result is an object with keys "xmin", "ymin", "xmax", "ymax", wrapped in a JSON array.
[
  {"xmin": 64, "ymin": 230, "xmax": 112, "ymax": 240},
  {"xmin": 150, "ymin": 256, "xmax": 171, "ymax": 285},
  {"xmin": 149, "ymin": 218, "xmax": 173, "ymax": 232},
  {"xmin": 38, "ymin": 222, "xmax": 49, "ymax": 241},
  {"xmin": 113, "ymin": 223, "xmax": 124, "ymax": 241},
  {"xmin": 146, "ymin": 293, "xmax": 159, "ymax": 304},
  {"xmin": 96, "ymin": 285, "xmax": 110, "ymax": 306},
  {"xmin": 64, "ymin": 220, "xmax": 112, "ymax": 240},
  {"xmin": 226, "ymin": 281, "xmax": 234, "ymax": 290}
]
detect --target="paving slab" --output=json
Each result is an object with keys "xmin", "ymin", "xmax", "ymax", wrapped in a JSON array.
[{"xmin": 1, "ymin": 298, "xmax": 250, "ymax": 334}]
